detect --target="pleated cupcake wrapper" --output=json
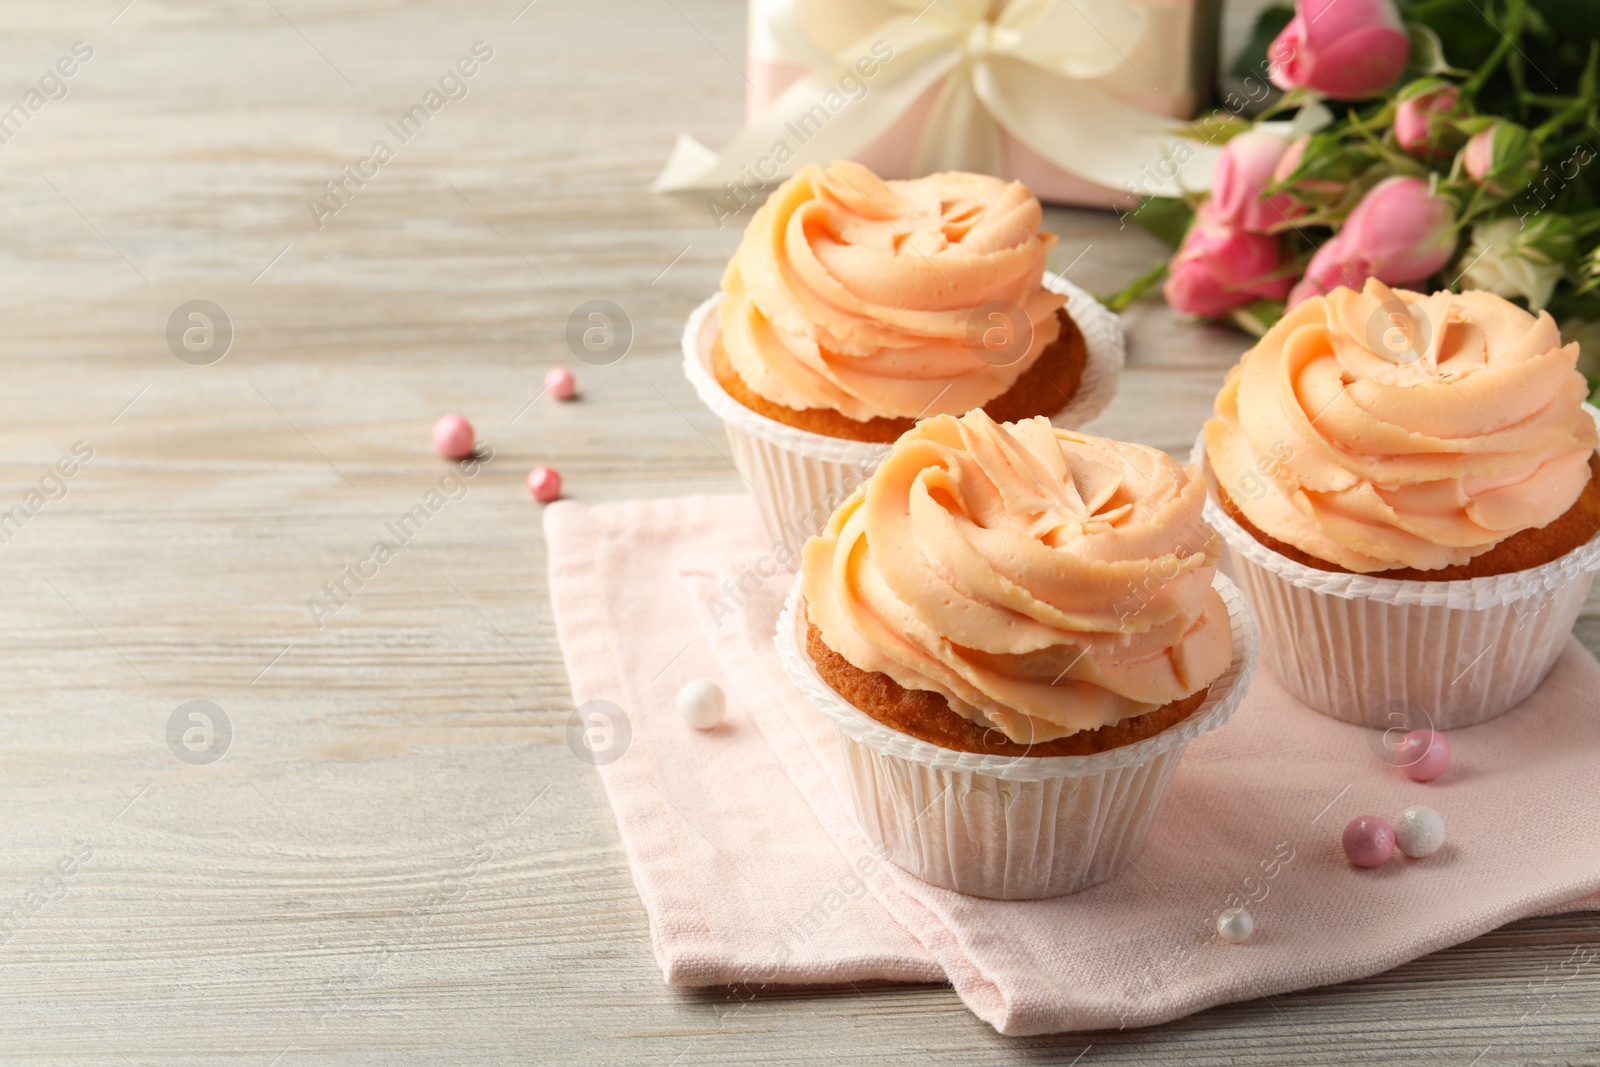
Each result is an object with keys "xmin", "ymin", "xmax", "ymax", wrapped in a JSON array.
[
  {"xmin": 773, "ymin": 573, "xmax": 1259, "ymax": 900},
  {"xmin": 681, "ymin": 275, "xmax": 1126, "ymax": 552},
  {"xmin": 1190, "ymin": 419, "xmax": 1600, "ymax": 731}
]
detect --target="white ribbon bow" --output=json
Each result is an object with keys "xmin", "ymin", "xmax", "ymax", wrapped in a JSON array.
[{"xmin": 653, "ymin": 0, "xmax": 1216, "ymax": 197}]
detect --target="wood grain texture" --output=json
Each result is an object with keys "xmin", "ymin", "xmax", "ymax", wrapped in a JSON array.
[{"xmin": 0, "ymin": 0, "xmax": 1595, "ymax": 1063}]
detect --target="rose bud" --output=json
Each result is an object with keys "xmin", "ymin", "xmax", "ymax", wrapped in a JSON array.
[
  {"xmin": 1288, "ymin": 176, "xmax": 1457, "ymax": 305},
  {"xmin": 1268, "ymin": 0, "xmax": 1409, "ymax": 100},
  {"xmin": 1393, "ymin": 79, "xmax": 1463, "ymax": 161},
  {"xmin": 1211, "ymin": 131, "xmax": 1303, "ymax": 234},
  {"xmin": 1462, "ymin": 122, "xmax": 1540, "ymax": 197},
  {"xmin": 1165, "ymin": 203, "xmax": 1294, "ymax": 318}
]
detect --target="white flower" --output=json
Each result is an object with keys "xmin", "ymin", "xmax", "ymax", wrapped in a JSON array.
[{"xmin": 1460, "ymin": 218, "xmax": 1565, "ymax": 311}]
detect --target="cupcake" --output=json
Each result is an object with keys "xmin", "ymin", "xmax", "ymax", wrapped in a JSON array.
[
  {"xmin": 1200, "ymin": 280, "xmax": 1600, "ymax": 729},
  {"xmin": 774, "ymin": 409, "xmax": 1257, "ymax": 899},
  {"xmin": 683, "ymin": 161, "xmax": 1123, "ymax": 550}
]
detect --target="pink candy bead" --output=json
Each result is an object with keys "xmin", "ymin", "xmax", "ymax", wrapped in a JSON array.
[
  {"xmin": 545, "ymin": 367, "xmax": 577, "ymax": 400},
  {"xmin": 432, "ymin": 414, "xmax": 475, "ymax": 460},
  {"xmin": 527, "ymin": 466, "xmax": 561, "ymax": 502},
  {"xmin": 1343, "ymin": 815, "xmax": 1396, "ymax": 868},
  {"xmin": 1397, "ymin": 728, "xmax": 1450, "ymax": 782}
]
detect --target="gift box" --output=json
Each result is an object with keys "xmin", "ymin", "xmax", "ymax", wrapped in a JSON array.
[{"xmin": 655, "ymin": 0, "xmax": 1222, "ymax": 209}]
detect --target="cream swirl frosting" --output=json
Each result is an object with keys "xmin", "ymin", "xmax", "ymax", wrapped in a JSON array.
[
  {"xmin": 801, "ymin": 410, "xmax": 1232, "ymax": 744},
  {"xmin": 1205, "ymin": 280, "xmax": 1598, "ymax": 573},
  {"xmin": 719, "ymin": 161, "xmax": 1066, "ymax": 422}
]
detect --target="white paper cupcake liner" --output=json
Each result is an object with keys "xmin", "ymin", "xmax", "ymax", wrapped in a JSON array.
[
  {"xmin": 1191, "ymin": 421, "xmax": 1600, "ymax": 731},
  {"xmin": 773, "ymin": 573, "xmax": 1258, "ymax": 900},
  {"xmin": 682, "ymin": 275, "xmax": 1125, "ymax": 551}
]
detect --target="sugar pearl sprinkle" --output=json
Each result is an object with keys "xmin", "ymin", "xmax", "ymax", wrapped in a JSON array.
[
  {"xmin": 1396, "ymin": 728, "xmax": 1450, "ymax": 782},
  {"xmin": 677, "ymin": 679, "xmax": 726, "ymax": 729},
  {"xmin": 1342, "ymin": 815, "xmax": 1397, "ymax": 868},
  {"xmin": 545, "ymin": 366, "xmax": 577, "ymax": 400},
  {"xmin": 1216, "ymin": 907, "xmax": 1254, "ymax": 944},
  {"xmin": 432, "ymin": 413, "xmax": 475, "ymax": 460},
  {"xmin": 527, "ymin": 466, "xmax": 561, "ymax": 503},
  {"xmin": 1394, "ymin": 805, "xmax": 1446, "ymax": 858}
]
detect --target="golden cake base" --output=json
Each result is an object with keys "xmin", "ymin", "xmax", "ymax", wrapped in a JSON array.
[
  {"xmin": 1216, "ymin": 453, "xmax": 1600, "ymax": 580},
  {"xmin": 805, "ymin": 616, "xmax": 1211, "ymax": 758},
  {"xmin": 714, "ymin": 308, "xmax": 1088, "ymax": 445}
]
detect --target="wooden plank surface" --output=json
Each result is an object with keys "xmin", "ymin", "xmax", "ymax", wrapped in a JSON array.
[{"xmin": 0, "ymin": 0, "xmax": 1596, "ymax": 1063}]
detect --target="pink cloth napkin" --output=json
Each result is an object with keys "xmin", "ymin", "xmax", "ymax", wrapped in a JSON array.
[{"xmin": 545, "ymin": 494, "xmax": 1600, "ymax": 1036}]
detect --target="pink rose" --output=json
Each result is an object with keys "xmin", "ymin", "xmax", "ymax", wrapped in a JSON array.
[
  {"xmin": 1165, "ymin": 204, "xmax": 1294, "ymax": 318},
  {"xmin": 1211, "ymin": 131, "xmax": 1301, "ymax": 234},
  {"xmin": 1288, "ymin": 177, "xmax": 1457, "ymax": 305},
  {"xmin": 1288, "ymin": 232, "xmax": 1363, "ymax": 306},
  {"xmin": 1394, "ymin": 84, "xmax": 1460, "ymax": 160},
  {"xmin": 1268, "ymin": 0, "xmax": 1409, "ymax": 100}
]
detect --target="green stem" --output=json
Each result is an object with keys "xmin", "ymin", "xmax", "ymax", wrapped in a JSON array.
[
  {"xmin": 1101, "ymin": 259, "xmax": 1169, "ymax": 313},
  {"xmin": 1534, "ymin": 96, "xmax": 1592, "ymax": 140},
  {"xmin": 1525, "ymin": 93, "xmax": 1581, "ymax": 108},
  {"xmin": 1456, "ymin": 183, "xmax": 1491, "ymax": 228},
  {"xmin": 1351, "ymin": 114, "xmax": 1388, "ymax": 156},
  {"xmin": 1343, "ymin": 102, "xmax": 1396, "ymax": 135},
  {"xmin": 1461, "ymin": 4, "xmax": 1521, "ymax": 101}
]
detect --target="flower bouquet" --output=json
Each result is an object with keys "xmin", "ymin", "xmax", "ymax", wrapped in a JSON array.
[{"xmin": 1117, "ymin": 0, "xmax": 1600, "ymax": 383}]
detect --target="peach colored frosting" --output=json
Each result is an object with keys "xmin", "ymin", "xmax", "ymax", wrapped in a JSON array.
[
  {"xmin": 1205, "ymin": 280, "xmax": 1599, "ymax": 573},
  {"xmin": 801, "ymin": 410, "xmax": 1233, "ymax": 744},
  {"xmin": 719, "ymin": 161, "xmax": 1066, "ymax": 422}
]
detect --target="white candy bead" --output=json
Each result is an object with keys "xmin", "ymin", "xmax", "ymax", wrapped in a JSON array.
[
  {"xmin": 1394, "ymin": 805, "xmax": 1446, "ymax": 858},
  {"xmin": 1217, "ymin": 907, "xmax": 1254, "ymax": 944},
  {"xmin": 677, "ymin": 679, "xmax": 726, "ymax": 730}
]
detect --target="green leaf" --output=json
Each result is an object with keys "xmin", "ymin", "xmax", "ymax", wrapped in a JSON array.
[
  {"xmin": 1523, "ymin": 212, "xmax": 1578, "ymax": 262},
  {"xmin": 1404, "ymin": 24, "xmax": 1470, "ymax": 78},
  {"xmin": 1395, "ymin": 76, "xmax": 1460, "ymax": 103},
  {"xmin": 1099, "ymin": 258, "xmax": 1169, "ymax": 313},
  {"xmin": 1270, "ymin": 132, "xmax": 1377, "ymax": 206},
  {"xmin": 1228, "ymin": 300, "xmax": 1287, "ymax": 338},
  {"xmin": 1125, "ymin": 197, "xmax": 1194, "ymax": 251},
  {"xmin": 1172, "ymin": 114, "xmax": 1252, "ymax": 145}
]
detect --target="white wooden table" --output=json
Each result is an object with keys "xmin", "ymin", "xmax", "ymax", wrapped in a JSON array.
[{"xmin": 0, "ymin": 0, "xmax": 1595, "ymax": 1062}]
